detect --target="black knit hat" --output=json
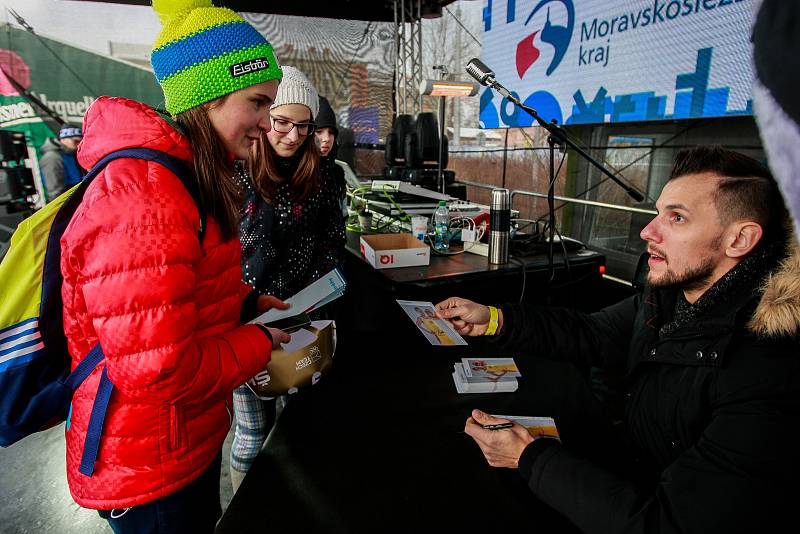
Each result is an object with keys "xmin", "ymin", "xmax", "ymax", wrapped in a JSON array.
[{"xmin": 316, "ymin": 95, "xmax": 338, "ymax": 135}]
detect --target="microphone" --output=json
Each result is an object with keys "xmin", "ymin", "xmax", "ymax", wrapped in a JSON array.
[
  {"xmin": 489, "ymin": 188, "xmax": 510, "ymax": 265},
  {"xmin": 465, "ymin": 58, "xmax": 494, "ymax": 85},
  {"xmin": 466, "ymin": 58, "xmax": 513, "ymax": 100}
]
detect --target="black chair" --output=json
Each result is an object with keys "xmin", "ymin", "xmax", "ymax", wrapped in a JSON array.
[{"xmin": 337, "ymin": 127, "xmax": 356, "ymax": 169}]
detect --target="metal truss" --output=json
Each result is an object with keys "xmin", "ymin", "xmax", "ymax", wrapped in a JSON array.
[{"xmin": 394, "ymin": 0, "xmax": 423, "ymax": 117}]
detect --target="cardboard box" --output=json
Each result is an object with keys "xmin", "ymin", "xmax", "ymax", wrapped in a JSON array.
[
  {"xmin": 360, "ymin": 233, "xmax": 430, "ymax": 269},
  {"xmin": 247, "ymin": 320, "xmax": 336, "ymax": 399}
]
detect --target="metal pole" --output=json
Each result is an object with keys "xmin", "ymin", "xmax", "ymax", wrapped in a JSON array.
[
  {"xmin": 438, "ymin": 96, "xmax": 446, "ymax": 193},
  {"xmin": 547, "ymin": 135, "xmax": 557, "ymax": 280},
  {"xmin": 393, "ymin": 0, "xmax": 400, "ymax": 116},
  {"xmin": 415, "ymin": 0, "xmax": 423, "ymax": 113},
  {"xmin": 508, "ymin": 190, "xmax": 657, "ymax": 214},
  {"xmin": 453, "ymin": 3, "xmax": 462, "ymax": 146}
]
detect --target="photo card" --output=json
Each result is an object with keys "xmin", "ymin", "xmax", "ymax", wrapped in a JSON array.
[{"xmin": 396, "ymin": 299, "xmax": 468, "ymax": 346}]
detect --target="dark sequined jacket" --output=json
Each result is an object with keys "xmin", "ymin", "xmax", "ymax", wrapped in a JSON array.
[{"xmin": 237, "ymin": 156, "xmax": 346, "ymax": 300}]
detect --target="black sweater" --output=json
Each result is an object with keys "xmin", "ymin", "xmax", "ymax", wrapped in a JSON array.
[{"xmin": 237, "ymin": 157, "xmax": 346, "ymax": 300}]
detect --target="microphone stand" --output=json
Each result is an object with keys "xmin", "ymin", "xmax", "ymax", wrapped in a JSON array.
[{"xmin": 494, "ymin": 89, "xmax": 644, "ymax": 282}]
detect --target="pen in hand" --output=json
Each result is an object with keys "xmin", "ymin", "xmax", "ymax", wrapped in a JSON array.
[
  {"xmin": 481, "ymin": 422, "xmax": 514, "ymax": 430},
  {"xmin": 457, "ymin": 421, "xmax": 514, "ymax": 434}
]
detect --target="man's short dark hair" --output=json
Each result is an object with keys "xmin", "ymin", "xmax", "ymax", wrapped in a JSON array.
[{"xmin": 669, "ymin": 145, "xmax": 788, "ymax": 244}]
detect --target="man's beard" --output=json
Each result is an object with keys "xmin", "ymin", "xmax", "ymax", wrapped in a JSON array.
[
  {"xmin": 647, "ymin": 255, "xmax": 716, "ymax": 292},
  {"xmin": 647, "ymin": 234, "xmax": 722, "ymax": 292}
]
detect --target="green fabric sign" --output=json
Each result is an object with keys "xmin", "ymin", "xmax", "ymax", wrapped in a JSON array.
[{"xmin": 0, "ymin": 23, "xmax": 163, "ymax": 201}]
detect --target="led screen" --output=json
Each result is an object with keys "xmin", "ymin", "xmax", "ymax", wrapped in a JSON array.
[{"xmin": 479, "ymin": 0, "xmax": 753, "ymax": 127}]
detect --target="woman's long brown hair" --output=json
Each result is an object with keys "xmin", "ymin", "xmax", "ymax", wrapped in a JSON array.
[
  {"xmin": 247, "ymin": 131, "xmax": 320, "ymax": 203},
  {"xmin": 176, "ymin": 103, "xmax": 240, "ymax": 240}
]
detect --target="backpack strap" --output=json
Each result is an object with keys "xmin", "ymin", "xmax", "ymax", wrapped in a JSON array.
[
  {"xmin": 57, "ymin": 148, "xmax": 206, "ymax": 477},
  {"xmin": 81, "ymin": 148, "xmax": 206, "ymax": 239},
  {"xmin": 78, "ymin": 367, "xmax": 113, "ymax": 476},
  {"xmin": 63, "ymin": 344, "xmax": 104, "ymax": 390},
  {"xmin": 62, "ymin": 344, "xmax": 108, "ymax": 477}
]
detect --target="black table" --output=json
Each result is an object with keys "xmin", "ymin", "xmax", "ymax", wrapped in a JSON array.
[
  {"xmin": 345, "ymin": 230, "xmax": 604, "ymax": 287},
  {"xmin": 216, "ymin": 315, "xmax": 616, "ymax": 534},
  {"xmin": 337, "ymin": 231, "xmax": 606, "ymax": 333}
]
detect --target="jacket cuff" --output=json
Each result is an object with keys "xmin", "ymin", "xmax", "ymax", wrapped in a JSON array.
[
  {"xmin": 518, "ymin": 438, "xmax": 560, "ymax": 481},
  {"xmin": 240, "ymin": 290, "xmax": 260, "ymax": 323},
  {"xmin": 253, "ymin": 323, "xmax": 273, "ymax": 344}
]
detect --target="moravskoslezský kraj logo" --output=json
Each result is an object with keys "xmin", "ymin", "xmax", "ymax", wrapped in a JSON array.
[{"xmin": 516, "ymin": 0, "xmax": 575, "ymax": 79}]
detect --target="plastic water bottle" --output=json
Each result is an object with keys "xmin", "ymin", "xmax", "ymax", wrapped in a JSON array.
[{"xmin": 433, "ymin": 201, "xmax": 450, "ymax": 251}]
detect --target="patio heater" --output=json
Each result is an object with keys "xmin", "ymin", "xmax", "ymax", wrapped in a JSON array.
[{"xmin": 419, "ymin": 73, "xmax": 479, "ymax": 193}]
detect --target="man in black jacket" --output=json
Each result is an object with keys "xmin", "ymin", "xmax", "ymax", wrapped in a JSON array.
[{"xmin": 436, "ymin": 146, "xmax": 800, "ymax": 534}]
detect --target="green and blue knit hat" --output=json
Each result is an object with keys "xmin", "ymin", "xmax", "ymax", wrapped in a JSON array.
[{"xmin": 151, "ymin": 0, "xmax": 283, "ymax": 115}]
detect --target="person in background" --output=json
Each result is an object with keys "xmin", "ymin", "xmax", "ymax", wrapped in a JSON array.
[
  {"xmin": 315, "ymin": 95, "xmax": 338, "ymax": 159},
  {"xmin": 39, "ymin": 123, "xmax": 84, "ymax": 201},
  {"xmin": 231, "ymin": 66, "xmax": 346, "ymax": 491},
  {"xmin": 315, "ymin": 94, "xmax": 349, "ymax": 210},
  {"xmin": 437, "ymin": 146, "xmax": 800, "ymax": 533},
  {"xmin": 59, "ymin": 1, "xmax": 289, "ymax": 532}
]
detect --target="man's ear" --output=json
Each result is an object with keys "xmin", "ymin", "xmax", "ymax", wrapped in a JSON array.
[{"xmin": 726, "ymin": 222, "xmax": 763, "ymax": 258}]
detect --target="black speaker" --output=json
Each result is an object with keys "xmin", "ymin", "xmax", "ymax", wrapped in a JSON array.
[
  {"xmin": 0, "ymin": 166, "xmax": 35, "ymax": 201},
  {"xmin": 400, "ymin": 168, "xmax": 455, "ymax": 187},
  {"xmin": 384, "ymin": 114, "xmax": 415, "ymax": 167},
  {"xmin": 0, "ymin": 131, "xmax": 28, "ymax": 163}
]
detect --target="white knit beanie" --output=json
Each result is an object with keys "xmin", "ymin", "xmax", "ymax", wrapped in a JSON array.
[{"xmin": 270, "ymin": 66, "xmax": 319, "ymax": 119}]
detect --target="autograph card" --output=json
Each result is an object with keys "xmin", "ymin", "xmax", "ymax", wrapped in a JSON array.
[
  {"xmin": 396, "ymin": 300, "xmax": 467, "ymax": 346},
  {"xmin": 491, "ymin": 415, "xmax": 560, "ymax": 441}
]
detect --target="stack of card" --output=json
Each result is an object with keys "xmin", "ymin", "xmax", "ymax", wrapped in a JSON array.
[
  {"xmin": 452, "ymin": 357, "xmax": 521, "ymax": 394},
  {"xmin": 250, "ymin": 269, "xmax": 346, "ymax": 324}
]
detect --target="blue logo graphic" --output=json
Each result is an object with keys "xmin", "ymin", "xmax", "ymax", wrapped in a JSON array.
[{"xmin": 517, "ymin": 0, "xmax": 575, "ymax": 79}]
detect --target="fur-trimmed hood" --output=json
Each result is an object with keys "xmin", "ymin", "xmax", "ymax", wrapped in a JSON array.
[{"xmin": 750, "ymin": 236, "xmax": 800, "ymax": 337}]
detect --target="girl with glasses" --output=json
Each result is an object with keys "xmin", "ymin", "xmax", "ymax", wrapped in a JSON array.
[{"xmin": 231, "ymin": 66, "xmax": 347, "ymax": 491}]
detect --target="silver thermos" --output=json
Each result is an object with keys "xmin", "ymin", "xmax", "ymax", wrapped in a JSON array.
[{"xmin": 489, "ymin": 188, "xmax": 510, "ymax": 264}]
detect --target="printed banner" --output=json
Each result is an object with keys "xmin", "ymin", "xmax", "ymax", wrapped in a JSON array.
[{"xmin": 479, "ymin": 0, "xmax": 753, "ymax": 127}]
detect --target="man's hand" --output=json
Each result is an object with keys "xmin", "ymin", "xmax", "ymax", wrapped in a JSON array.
[
  {"xmin": 267, "ymin": 327, "xmax": 291, "ymax": 346},
  {"xmin": 257, "ymin": 295, "xmax": 290, "ymax": 314},
  {"xmin": 435, "ymin": 297, "xmax": 494, "ymax": 336},
  {"xmin": 464, "ymin": 409, "xmax": 533, "ymax": 469}
]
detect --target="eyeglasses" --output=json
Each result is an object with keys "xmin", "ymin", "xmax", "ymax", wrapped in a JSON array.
[{"xmin": 270, "ymin": 115, "xmax": 315, "ymax": 136}]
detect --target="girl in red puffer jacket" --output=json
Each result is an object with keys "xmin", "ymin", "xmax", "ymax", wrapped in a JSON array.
[{"xmin": 59, "ymin": 1, "xmax": 290, "ymax": 532}]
